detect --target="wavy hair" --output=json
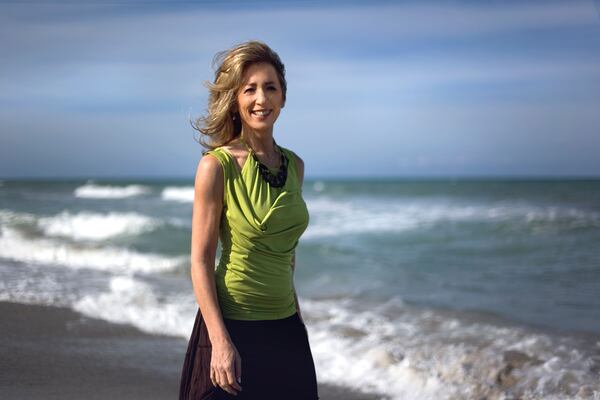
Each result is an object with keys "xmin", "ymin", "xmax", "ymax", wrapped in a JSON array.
[{"xmin": 193, "ymin": 40, "xmax": 287, "ymax": 149}]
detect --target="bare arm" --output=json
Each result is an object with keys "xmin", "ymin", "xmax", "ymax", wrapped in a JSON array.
[
  {"xmin": 190, "ymin": 154, "xmax": 242, "ymax": 395},
  {"xmin": 190, "ymin": 154, "xmax": 230, "ymax": 345}
]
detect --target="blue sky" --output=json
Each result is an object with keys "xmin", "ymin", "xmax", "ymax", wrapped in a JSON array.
[{"xmin": 1, "ymin": 0, "xmax": 600, "ymax": 179}]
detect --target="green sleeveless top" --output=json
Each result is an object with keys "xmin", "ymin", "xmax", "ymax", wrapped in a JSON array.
[{"xmin": 203, "ymin": 145, "xmax": 310, "ymax": 320}]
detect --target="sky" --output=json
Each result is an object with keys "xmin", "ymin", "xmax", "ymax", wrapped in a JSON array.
[{"xmin": 1, "ymin": 0, "xmax": 600, "ymax": 179}]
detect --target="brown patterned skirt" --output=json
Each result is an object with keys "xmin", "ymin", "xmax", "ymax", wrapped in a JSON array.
[
  {"xmin": 179, "ymin": 308, "xmax": 215, "ymax": 400},
  {"xmin": 179, "ymin": 308, "xmax": 319, "ymax": 400}
]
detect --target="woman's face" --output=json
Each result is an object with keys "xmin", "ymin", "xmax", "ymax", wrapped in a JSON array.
[{"xmin": 235, "ymin": 62, "xmax": 284, "ymax": 134}]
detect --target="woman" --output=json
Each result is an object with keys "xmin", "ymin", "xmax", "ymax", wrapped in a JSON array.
[{"xmin": 179, "ymin": 41, "xmax": 319, "ymax": 400}]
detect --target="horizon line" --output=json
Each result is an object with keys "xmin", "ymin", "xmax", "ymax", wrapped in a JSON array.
[{"xmin": 2, "ymin": 174, "xmax": 600, "ymax": 182}]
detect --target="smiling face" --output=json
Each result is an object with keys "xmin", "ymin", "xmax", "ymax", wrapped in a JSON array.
[{"xmin": 235, "ymin": 62, "xmax": 285, "ymax": 135}]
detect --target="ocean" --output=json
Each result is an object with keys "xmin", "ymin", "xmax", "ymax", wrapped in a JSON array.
[{"xmin": 1, "ymin": 178, "xmax": 599, "ymax": 399}]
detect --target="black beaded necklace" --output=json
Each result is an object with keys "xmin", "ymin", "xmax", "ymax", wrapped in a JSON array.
[{"xmin": 241, "ymin": 137, "xmax": 288, "ymax": 188}]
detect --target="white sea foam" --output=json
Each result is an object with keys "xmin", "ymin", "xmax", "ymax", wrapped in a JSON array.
[
  {"xmin": 5, "ymin": 248, "xmax": 594, "ymax": 399},
  {"xmin": 74, "ymin": 182, "xmax": 151, "ymax": 198},
  {"xmin": 74, "ymin": 275, "xmax": 195, "ymax": 337},
  {"xmin": 312, "ymin": 181, "xmax": 326, "ymax": 192},
  {"xmin": 66, "ymin": 281, "xmax": 600, "ymax": 400},
  {"xmin": 57, "ymin": 265, "xmax": 600, "ymax": 400},
  {"xmin": 303, "ymin": 197, "xmax": 600, "ymax": 238},
  {"xmin": 37, "ymin": 210, "xmax": 160, "ymax": 241},
  {"xmin": 301, "ymin": 297, "xmax": 600, "ymax": 400},
  {"xmin": 0, "ymin": 264, "xmax": 74, "ymax": 307},
  {"xmin": 161, "ymin": 186, "xmax": 194, "ymax": 202},
  {"xmin": 0, "ymin": 209, "xmax": 38, "ymax": 225},
  {"xmin": 0, "ymin": 227, "xmax": 186, "ymax": 274}
]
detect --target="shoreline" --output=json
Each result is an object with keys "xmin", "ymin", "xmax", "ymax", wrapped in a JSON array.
[{"xmin": 0, "ymin": 301, "xmax": 386, "ymax": 400}]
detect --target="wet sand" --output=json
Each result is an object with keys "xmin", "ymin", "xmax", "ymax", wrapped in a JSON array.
[{"xmin": 0, "ymin": 301, "xmax": 386, "ymax": 400}]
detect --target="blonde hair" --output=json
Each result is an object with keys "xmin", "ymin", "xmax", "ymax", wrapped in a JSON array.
[{"xmin": 193, "ymin": 40, "xmax": 287, "ymax": 149}]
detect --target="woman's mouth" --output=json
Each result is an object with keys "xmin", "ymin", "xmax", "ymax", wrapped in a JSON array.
[{"xmin": 251, "ymin": 110, "xmax": 271, "ymax": 118}]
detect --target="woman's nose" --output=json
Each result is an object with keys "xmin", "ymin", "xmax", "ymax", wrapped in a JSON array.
[{"xmin": 255, "ymin": 89, "xmax": 266, "ymax": 104}]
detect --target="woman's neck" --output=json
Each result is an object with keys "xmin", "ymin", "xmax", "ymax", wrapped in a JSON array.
[{"xmin": 239, "ymin": 128, "xmax": 278, "ymax": 158}]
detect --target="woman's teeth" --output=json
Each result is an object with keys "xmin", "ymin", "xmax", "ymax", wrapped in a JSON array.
[{"xmin": 252, "ymin": 110, "xmax": 271, "ymax": 116}]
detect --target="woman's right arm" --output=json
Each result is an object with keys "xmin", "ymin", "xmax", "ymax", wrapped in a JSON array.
[{"xmin": 190, "ymin": 154, "xmax": 242, "ymax": 396}]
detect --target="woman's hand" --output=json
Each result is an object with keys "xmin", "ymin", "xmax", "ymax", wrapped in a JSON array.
[{"xmin": 210, "ymin": 340, "xmax": 243, "ymax": 396}]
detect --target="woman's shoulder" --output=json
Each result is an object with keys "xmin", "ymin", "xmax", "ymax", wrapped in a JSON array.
[
  {"xmin": 279, "ymin": 146, "xmax": 303, "ymax": 165},
  {"xmin": 197, "ymin": 147, "xmax": 224, "ymax": 172},
  {"xmin": 279, "ymin": 146, "xmax": 304, "ymax": 185},
  {"xmin": 202, "ymin": 146, "xmax": 230, "ymax": 164},
  {"xmin": 202, "ymin": 145, "xmax": 225, "ymax": 156}
]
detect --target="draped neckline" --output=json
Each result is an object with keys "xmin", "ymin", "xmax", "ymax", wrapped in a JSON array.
[
  {"xmin": 218, "ymin": 146, "xmax": 292, "ymax": 192},
  {"xmin": 215, "ymin": 146, "xmax": 298, "ymax": 229}
]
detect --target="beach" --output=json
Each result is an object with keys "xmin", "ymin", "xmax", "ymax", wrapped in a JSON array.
[
  {"xmin": 0, "ymin": 301, "xmax": 385, "ymax": 400},
  {"xmin": 1, "ymin": 178, "xmax": 600, "ymax": 399}
]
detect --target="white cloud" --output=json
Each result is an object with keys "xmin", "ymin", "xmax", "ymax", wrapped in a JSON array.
[
  {"xmin": 1, "ymin": 0, "xmax": 599, "ymax": 177},
  {"xmin": 2, "ymin": 1, "xmax": 597, "ymax": 68}
]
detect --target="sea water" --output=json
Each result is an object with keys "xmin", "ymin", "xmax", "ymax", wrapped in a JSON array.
[{"xmin": 1, "ymin": 178, "xmax": 599, "ymax": 399}]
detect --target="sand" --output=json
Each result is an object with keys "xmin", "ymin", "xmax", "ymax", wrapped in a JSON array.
[{"xmin": 0, "ymin": 301, "xmax": 386, "ymax": 400}]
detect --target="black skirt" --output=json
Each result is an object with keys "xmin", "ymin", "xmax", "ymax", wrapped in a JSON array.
[{"xmin": 179, "ymin": 309, "xmax": 319, "ymax": 400}]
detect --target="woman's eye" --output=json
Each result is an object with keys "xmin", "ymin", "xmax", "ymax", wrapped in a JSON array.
[{"xmin": 244, "ymin": 88, "xmax": 255, "ymax": 93}]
